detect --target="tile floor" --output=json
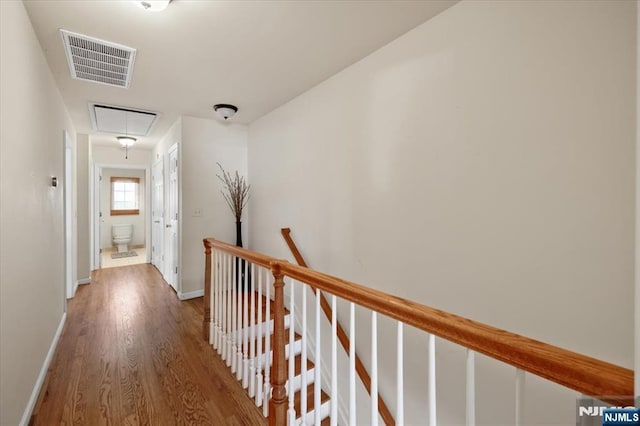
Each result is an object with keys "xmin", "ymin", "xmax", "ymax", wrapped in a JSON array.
[{"xmin": 100, "ymin": 246, "xmax": 147, "ymax": 269}]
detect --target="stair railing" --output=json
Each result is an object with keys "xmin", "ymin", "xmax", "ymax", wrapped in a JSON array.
[
  {"xmin": 203, "ymin": 237, "xmax": 634, "ymax": 426},
  {"xmin": 281, "ymin": 227, "xmax": 395, "ymax": 425}
]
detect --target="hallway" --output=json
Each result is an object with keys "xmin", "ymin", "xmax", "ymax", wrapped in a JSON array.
[{"xmin": 30, "ymin": 264, "xmax": 265, "ymax": 425}]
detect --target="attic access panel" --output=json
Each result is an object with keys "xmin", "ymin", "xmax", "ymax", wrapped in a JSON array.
[
  {"xmin": 89, "ymin": 104, "xmax": 158, "ymax": 136},
  {"xmin": 61, "ymin": 29, "xmax": 136, "ymax": 88}
]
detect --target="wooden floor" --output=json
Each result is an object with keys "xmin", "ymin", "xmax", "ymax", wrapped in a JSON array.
[{"xmin": 31, "ymin": 263, "xmax": 266, "ymax": 426}]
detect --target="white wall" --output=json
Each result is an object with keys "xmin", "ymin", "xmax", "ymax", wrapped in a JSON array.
[
  {"xmin": 248, "ymin": 1, "xmax": 636, "ymax": 424},
  {"xmin": 180, "ymin": 116, "xmax": 248, "ymax": 294},
  {"xmin": 92, "ymin": 144, "xmax": 153, "ymax": 166},
  {"xmin": 0, "ymin": 2, "xmax": 76, "ymax": 424},
  {"xmin": 152, "ymin": 116, "xmax": 249, "ymax": 296},
  {"xmin": 100, "ymin": 168, "xmax": 146, "ymax": 249}
]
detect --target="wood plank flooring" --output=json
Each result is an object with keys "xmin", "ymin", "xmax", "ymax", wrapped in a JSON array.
[{"xmin": 30, "ymin": 263, "xmax": 266, "ymax": 426}]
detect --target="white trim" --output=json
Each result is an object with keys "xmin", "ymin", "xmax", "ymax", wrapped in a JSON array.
[
  {"xmin": 64, "ymin": 130, "xmax": 76, "ymax": 299},
  {"xmin": 19, "ymin": 313, "xmax": 67, "ymax": 426},
  {"xmin": 69, "ymin": 281, "xmax": 79, "ymax": 300},
  {"xmin": 178, "ymin": 289, "xmax": 204, "ymax": 300},
  {"xmin": 77, "ymin": 278, "xmax": 91, "ymax": 285}
]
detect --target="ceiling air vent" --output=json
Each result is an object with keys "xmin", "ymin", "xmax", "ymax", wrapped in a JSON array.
[{"xmin": 60, "ymin": 30, "xmax": 136, "ymax": 88}]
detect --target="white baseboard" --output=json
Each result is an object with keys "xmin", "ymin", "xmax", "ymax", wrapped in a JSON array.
[
  {"xmin": 77, "ymin": 278, "xmax": 90, "ymax": 285},
  {"xmin": 19, "ymin": 312, "xmax": 67, "ymax": 426},
  {"xmin": 178, "ymin": 289, "xmax": 204, "ymax": 300}
]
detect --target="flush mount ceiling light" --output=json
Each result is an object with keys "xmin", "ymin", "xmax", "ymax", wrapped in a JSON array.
[
  {"xmin": 117, "ymin": 136, "xmax": 137, "ymax": 147},
  {"xmin": 117, "ymin": 136, "xmax": 136, "ymax": 160},
  {"xmin": 137, "ymin": 0, "xmax": 171, "ymax": 11},
  {"xmin": 213, "ymin": 104, "xmax": 238, "ymax": 121}
]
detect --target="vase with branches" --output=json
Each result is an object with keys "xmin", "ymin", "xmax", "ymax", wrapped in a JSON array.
[
  {"xmin": 217, "ymin": 162, "xmax": 250, "ymax": 247},
  {"xmin": 217, "ymin": 163, "xmax": 250, "ymax": 290}
]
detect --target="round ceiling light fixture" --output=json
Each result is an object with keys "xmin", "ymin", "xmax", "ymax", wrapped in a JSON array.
[
  {"xmin": 117, "ymin": 136, "xmax": 137, "ymax": 147},
  {"xmin": 138, "ymin": 0, "xmax": 171, "ymax": 12},
  {"xmin": 213, "ymin": 104, "xmax": 238, "ymax": 121},
  {"xmin": 117, "ymin": 136, "xmax": 137, "ymax": 160}
]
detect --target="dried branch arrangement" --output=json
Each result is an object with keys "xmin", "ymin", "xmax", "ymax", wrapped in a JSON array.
[{"xmin": 217, "ymin": 162, "xmax": 250, "ymax": 222}]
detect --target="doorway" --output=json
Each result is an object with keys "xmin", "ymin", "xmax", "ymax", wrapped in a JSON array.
[{"xmin": 92, "ymin": 163, "xmax": 151, "ymax": 270}]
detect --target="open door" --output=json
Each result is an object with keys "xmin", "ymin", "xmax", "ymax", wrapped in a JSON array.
[
  {"xmin": 151, "ymin": 158, "xmax": 164, "ymax": 272},
  {"xmin": 166, "ymin": 144, "xmax": 179, "ymax": 292}
]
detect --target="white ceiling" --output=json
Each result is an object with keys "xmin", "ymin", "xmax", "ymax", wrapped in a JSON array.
[{"xmin": 24, "ymin": 0, "xmax": 457, "ymax": 149}]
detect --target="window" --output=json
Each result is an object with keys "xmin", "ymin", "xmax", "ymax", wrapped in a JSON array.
[{"xmin": 111, "ymin": 177, "xmax": 139, "ymax": 215}]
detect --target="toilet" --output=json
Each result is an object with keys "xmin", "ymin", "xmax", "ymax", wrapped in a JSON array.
[{"xmin": 112, "ymin": 224, "xmax": 133, "ymax": 253}]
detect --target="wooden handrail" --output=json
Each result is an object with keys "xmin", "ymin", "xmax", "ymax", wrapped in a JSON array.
[
  {"xmin": 278, "ymin": 262, "xmax": 634, "ymax": 407},
  {"xmin": 281, "ymin": 228, "xmax": 395, "ymax": 426},
  {"xmin": 202, "ymin": 236, "xmax": 634, "ymax": 417},
  {"xmin": 204, "ymin": 237, "xmax": 273, "ymax": 268}
]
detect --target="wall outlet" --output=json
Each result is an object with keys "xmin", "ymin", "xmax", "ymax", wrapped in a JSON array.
[{"xmin": 193, "ymin": 208, "xmax": 201, "ymax": 217}]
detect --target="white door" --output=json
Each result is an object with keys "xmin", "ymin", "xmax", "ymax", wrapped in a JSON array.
[
  {"xmin": 166, "ymin": 145, "xmax": 179, "ymax": 292},
  {"xmin": 151, "ymin": 158, "xmax": 164, "ymax": 272}
]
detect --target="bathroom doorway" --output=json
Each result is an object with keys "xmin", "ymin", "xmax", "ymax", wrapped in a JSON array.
[{"xmin": 92, "ymin": 164, "xmax": 151, "ymax": 269}]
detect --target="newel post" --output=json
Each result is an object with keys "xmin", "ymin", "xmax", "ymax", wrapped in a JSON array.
[
  {"xmin": 203, "ymin": 239, "xmax": 212, "ymax": 341},
  {"xmin": 269, "ymin": 261, "xmax": 287, "ymax": 426}
]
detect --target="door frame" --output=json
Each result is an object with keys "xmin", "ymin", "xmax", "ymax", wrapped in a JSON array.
[
  {"xmin": 90, "ymin": 162, "xmax": 152, "ymax": 270},
  {"xmin": 63, "ymin": 130, "xmax": 76, "ymax": 299}
]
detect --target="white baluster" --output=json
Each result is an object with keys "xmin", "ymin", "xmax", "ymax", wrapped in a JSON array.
[
  {"xmin": 219, "ymin": 251, "xmax": 224, "ymax": 351},
  {"xmin": 219, "ymin": 251, "xmax": 225, "ymax": 352},
  {"xmin": 301, "ymin": 283, "xmax": 308, "ymax": 418},
  {"xmin": 371, "ymin": 311, "xmax": 378, "ymax": 426},
  {"xmin": 428, "ymin": 333, "xmax": 436, "ymax": 426},
  {"xmin": 263, "ymin": 267, "xmax": 271, "ymax": 417},
  {"xmin": 466, "ymin": 350, "xmax": 475, "ymax": 426},
  {"xmin": 210, "ymin": 249, "xmax": 216, "ymax": 346},
  {"xmin": 249, "ymin": 263, "xmax": 256, "ymax": 398},
  {"xmin": 223, "ymin": 254, "xmax": 230, "ymax": 362},
  {"xmin": 231, "ymin": 256, "xmax": 237, "ymax": 372},
  {"xmin": 214, "ymin": 251, "xmax": 219, "ymax": 350},
  {"xmin": 397, "ymin": 321, "xmax": 404, "ymax": 426},
  {"xmin": 314, "ymin": 290, "xmax": 321, "ymax": 426},
  {"xmin": 349, "ymin": 302, "xmax": 356, "ymax": 426},
  {"xmin": 215, "ymin": 250, "xmax": 221, "ymax": 349},
  {"xmin": 242, "ymin": 260, "xmax": 249, "ymax": 386},
  {"xmin": 287, "ymin": 279, "xmax": 296, "ymax": 425},
  {"xmin": 515, "ymin": 369, "xmax": 525, "ymax": 426},
  {"xmin": 256, "ymin": 265, "xmax": 264, "ymax": 407},
  {"xmin": 236, "ymin": 259, "xmax": 243, "ymax": 380},
  {"xmin": 330, "ymin": 295, "xmax": 338, "ymax": 426}
]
